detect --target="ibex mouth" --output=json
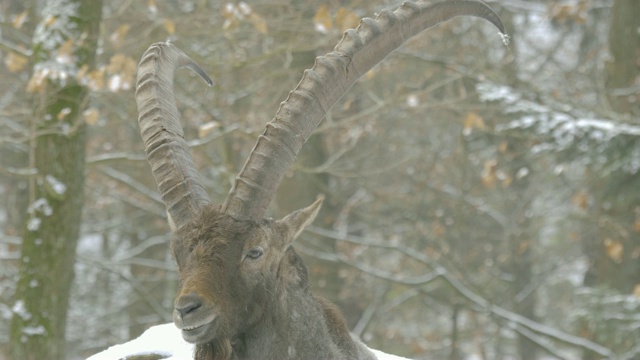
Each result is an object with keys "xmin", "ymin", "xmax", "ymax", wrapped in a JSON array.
[{"xmin": 177, "ymin": 314, "xmax": 218, "ymax": 343}]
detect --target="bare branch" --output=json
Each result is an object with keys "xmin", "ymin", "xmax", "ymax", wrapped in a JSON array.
[
  {"xmin": 304, "ymin": 226, "xmax": 615, "ymax": 358},
  {"xmin": 98, "ymin": 166, "xmax": 163, "ymax": 204}
]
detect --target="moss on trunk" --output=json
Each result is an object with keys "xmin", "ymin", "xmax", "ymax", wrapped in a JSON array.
[{"xmin": 9, "ymin": 1, "xmax": 102, "ymax": 359}]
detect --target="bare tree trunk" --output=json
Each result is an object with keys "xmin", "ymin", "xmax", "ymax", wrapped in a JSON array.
[
  {"xmin": 448, "ymin": 305, "xmax": 460, "ymax": 360},
  {"xmin": 605, "ymin": 0, "xmax": 640, "ymax": 116},
  {"xmin": 502, "ymin": 143, "xmax": 538, "ymax": 360},
  {"xmin": 577, "ymin": 2, "xmax": 640, "ymax": 358},
  {"xmin": 591, "ymin": 0, "xmax": 640, "ymax": 305},
  {"xmin": 9, "ymin": 1, "xmax": 102, "ymax": 359}
]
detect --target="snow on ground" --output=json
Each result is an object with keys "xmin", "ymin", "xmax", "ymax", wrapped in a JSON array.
[{"xmin": 87, "ymin": 323, "xmax": 410, "ymax": 360}]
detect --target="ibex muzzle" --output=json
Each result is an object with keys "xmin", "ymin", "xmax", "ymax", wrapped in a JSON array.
[{"xmin": 135, "ymin": 1, "xmax": 506, "ymax": 359}]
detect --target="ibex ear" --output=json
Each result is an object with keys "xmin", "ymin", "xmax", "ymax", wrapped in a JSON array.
[{"xmin": 277, "ymin": 195, "xmax": 324, "ymax": 243}]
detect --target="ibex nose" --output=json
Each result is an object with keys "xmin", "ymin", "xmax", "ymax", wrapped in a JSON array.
[{"xmin": 175, "ymin": 293, "xmax": 203, "ymax": 318}]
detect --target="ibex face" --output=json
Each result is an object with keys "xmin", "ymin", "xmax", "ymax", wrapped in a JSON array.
[{"xmin": 170, "ymin": 197, "xmax": 323, "ymax": 345}]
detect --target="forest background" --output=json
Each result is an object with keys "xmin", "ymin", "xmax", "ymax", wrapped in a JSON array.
[{"xmin": 0, "ymin": 0, "xmax": 639, "ymax": 359}]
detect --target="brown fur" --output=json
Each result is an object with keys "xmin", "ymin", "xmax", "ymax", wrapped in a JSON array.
[
  {"xmin": 170, "ymin": 205, "xmax": 375, "ymax": 360},
  {"xmin": 317, "ymin": 296, "xmax": 359, "ymax": 357}
]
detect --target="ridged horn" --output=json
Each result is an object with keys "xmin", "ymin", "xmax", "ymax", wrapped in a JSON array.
[
  {"xmin": 222, "ymin": 0, "xmax": 506, "ymax": 221},
  {"xmin": 136, "ymin": 42, "xmax": 213, "ymax": 231}
]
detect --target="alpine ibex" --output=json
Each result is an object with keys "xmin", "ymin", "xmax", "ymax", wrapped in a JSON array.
[{"xmin": 135, "ymin": 1, "xmax": 506, "ymax": 359}]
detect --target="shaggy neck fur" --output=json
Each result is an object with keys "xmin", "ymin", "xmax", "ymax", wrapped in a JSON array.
[{"xmin": 193, "ymin": 248, "xmax": 375, "ymax": 360}]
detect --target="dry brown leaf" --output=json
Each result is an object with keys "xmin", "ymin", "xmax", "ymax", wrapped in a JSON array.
[
  {"xmin": 335, "ymin": 8, "xmax": 359, "ymax": 31},
  {"xmin": 604, "ymin": 238, "xmax": 623, "ymax": 263},
  {"xmin": 83, "ymin": 108, "xmax": 100, "ymax": 125},
  {"xmin": 77, "ymin": 65, "xmax": 105, "ymax": 91},
  {"xmin": 57, "ymin": 107, "xmax": 72, "ymax": 121},
  {"xmin": 518, "ymin": 240, "xmax": 530, "ymax": 255},
  {"xmin": 572, "ymin": 190, "xmax": 589, "ymax": 210},
  {"xmin": 500, "ymin": 171, "xmax": 513, "ymax": 188},
  {"xmin": 109, "ymin": 24, "xmax": 130, "ymax": 46},
  {"xmin": 363, "ymin": 67, "xmax": 378, "ymax": 80},
  {"xmin": 238, "ymin": 2, "xmax": 252, "ymax": 16},
  {"xmin": 26, "ymin": 68, "xmax": 48, "ymax": 94},
  {"xmin": 223, "ymin": 18, "xmax": 239, "ymax": 31},
  {"xmin": 163, "ymin": 18, "xmax": 176, "ymax": 34},
  {"xmin": 89, "ymin": 68, "xmax": 105, "ymax": 91},
  {"xmin": 198, "ymin": 121, "xmax": 220, "ymax": 138},
  {"xmin": 57, "ymin": 39, "xmax": 75, "ymax": 65},
  {"xmin": 432, "ymin": 221, "xmax": 446, "ymax": 238},
  {"xmin": 550, "ymin": 3, "xmax": 587, "ymax": 24},
  {"xmin": 314, "ymin": 5, "xmax": 332, "ymax": 33},
  {"xmin": 5, "ymin": 52, "xmax": 28, "ymax": 73},
  {"xmin": 107, "ymin": 54, "xmax": 123, "ymax": 73},
  {"xmin": 463, "ymin": 111, "xmax": 485, "ymax": 135},
  {"xmin": 569, "ymin": 231, "xmax": 580, "ymax": 242},
  {"xmin": 222, "ymin": 3, "xmax": 235, "ymax": 19},
  {"xmin": 106, "ymin": 54, "xmax": 136, "ymax": 92},
  {"xmin": 498, "ymin": 141, "xmax": 509, "ymax": 154},
  {"xmin": 222, "ymin": 3, "xmax": 240, "ymax": 31},
  {"xmin": 633, "ymin": 284, "xmax": 640, "ymax": 298},
  {"xmin": 250, "ymin": 13, "xmax": 268, "ymax": 34},
  {"xmin": 147, "ymin": 0, "xmax": 158, "ymax": 13},
  {"xmin": 481, "ymin": 159, "xmax": 498, "ymax": 189},
  {"xmin": 12, "ymin": 10, "xmax": 28, "ymax": 29},
  {"xmin": 44, "ymin": 14, "xmax": 57, "ymax": 27}
]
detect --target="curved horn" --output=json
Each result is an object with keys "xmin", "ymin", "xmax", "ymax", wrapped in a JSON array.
[
  {"xmin": 136, "ymin": 42, "xmax": 213, "ymax": 230},
  {"xmin": 222, "ymin": 0, "xmax": 506, "ymax": 221}
]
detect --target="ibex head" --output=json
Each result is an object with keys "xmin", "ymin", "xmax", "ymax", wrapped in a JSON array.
[
  {"xmin": 169, "ymin": 196, "xmax": 322, "ymax": 356},
  {"xmin": 135, "ymin": 0, "xmax": 506, "ymax": 357}
]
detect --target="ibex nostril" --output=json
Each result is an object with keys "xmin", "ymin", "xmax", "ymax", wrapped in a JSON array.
[{"xmin": 175, "ymin": 293, "xmax": 203, "ymax": 318}]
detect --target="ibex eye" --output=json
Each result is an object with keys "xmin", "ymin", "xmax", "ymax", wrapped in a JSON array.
[{"xmin": 245, "ymin": 247, "xmax": 264, "ymax": 260}]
